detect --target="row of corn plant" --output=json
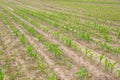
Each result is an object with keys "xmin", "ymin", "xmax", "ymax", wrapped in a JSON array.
[
  {"xmin": 0, "ymin": 13, "xmax": 19, "ymax": 37},
  {"xmin": 101, "ymin": 42, "xmax": 120, "ymax": 56},
  {"xmin": 85, "ymin": 48, "xmax": 119, "ymax": 74}
]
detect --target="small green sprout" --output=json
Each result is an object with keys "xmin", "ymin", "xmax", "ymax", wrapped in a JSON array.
[
  {"xmin": 117, "ymin": 69, "xmax": 120, "ymax": 78},
  {"xmin": 37, "ymin": 34, "xmax": 44, "ymax": 41},
  {"xmin": 0, "ymin": 68, "xmax": 4, "ymax": 80},
  {"xmin": 0, "ymin": 50, "xmax": 3, "ymax": 55},
  {"xmin": 76, "ymin": 68, "xmax": 87, "ymax": 80},
  {"xmin": 99, "ymin": 54, "xmax": 105, "ymax": 63},
  {"xmin": 20, "ymin": 34, "xmax": 26, "ymax": 44},
  {"xmin": 49, "ymin": 73, "xmax": 57, "ymax": 80}
]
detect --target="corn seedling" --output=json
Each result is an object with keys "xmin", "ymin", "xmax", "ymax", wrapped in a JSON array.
[
  {"xmin": 99, "ymin": 54, "xmax": 105, "ymax": 63},
  {"xmin": 31, "ymin": 52, "xmax": 38, "ymax": 59},
  {"xmin": 72, "ymin": 43, "xmax": 79, "ymax": 51},
  {"xmin": 29, "ymin": 27, "xmax": 36, "ymax": 36},
  {"xmin": 42, "ymin": 27, "xmax": 50, "ymax": 32},
  {"xmin": 62, "ymin": 36, "xmax": 72, "ymax": 46},
  {"xmin": 13, "ymin": 29, "xmax": 19, "ymax": 37},
  {"xmin": 76, "ymin": 68, "xmax": 87, "ymax": 80},
  {"xmin": 45, "ymin": 42, "xmax": 62, "ymax": 57},
  {"xmin": 20, "ymin": 34, "xmax": 26, "ymax": 44},
  {"xmin": 79, "ymin": 32, "xmax": 91, "ymax": 42},
  {"xmin": 37, "ymin": 58, "xmax": 46, "ymax": 70},
  {"xmin": 37, "ymin": 34, "xmax": 44, "ymax": 41},
  {"xmin": 118, "ymin": 31, "xmax": 120, "ymax": 39},
  {"xmin": 104, "ymin": 58, "xmax": 110, "ymax": 70},
  {"xmin": 26, "ymin": 45, "xmax": 34, "ymax": 54},
  {"xmin": 89, "ymin": 53, "xmax": 94, "ymax": 61},
  {"xmin": 109, "ymin": 61, "xmax": 117, "ymax": 72},
  {"xmin": 104, "ymin": 58, "xmax": 117, "ymax": 72},
  {"xmin": 52, "ymin": 31, "xmax": 60, "ymax": 38},
  {"xmin": 49, "ymin": 73, "xmax": 57, "ymax": 80},
  {"xmin": 0, "ymin": 68, "xmax": 4, "ymax": 80},
  {"xmin": 99, "ymin": 26, "xmax": 109, "ymax": 33},
  {"xmin": 103, "ymin": 34, "xmax": 112, "ymax": 42},
  {"xmin": 114, "ymin": 47, "xmax": 120, "ymax": 56},
  {"xmin": 85, "ymin": 48, "xmax": 90, "ymax": 55},
  {"xmin": 101, "ymin": 43, "xmax": 112, "ymax": 52},
  {"xmin": 117, "ymin": 69, "xmax": 120, "ymax": 78},
  {"xmin": 0, "ymin": 50, "xmax": 3, "ymax": 55}
]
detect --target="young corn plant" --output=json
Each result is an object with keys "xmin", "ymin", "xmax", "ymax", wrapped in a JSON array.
[
  {"xmin": 29, "ymin": 27, "xmax": 36, "ymax": 36},
  {"xmin": 62, "ymin": 36, "xmax": 72, "ymax": 46},
  {"xmin": 76, "ymin": 68, "xmax": 87, "ymax": 80},
  {"xmin": 13, "ymin": 29, "xmax": 19, "ymax": 37},
  {"xmin": 114, "ymin": 47, "xmax": 120, "ymax": 56},
  {"xmin": 101, "ymin": 43, "xmax": 112, "ymax": 52},
  {"xmin": 20, "ymin": 34, "xmax": 26, "ymax": 44},
  {"xmin": 37, "ymin": 34, "xmax": 44, "ymax": 41},
  {"xmin": 0, "ymin": 68, "xmax": 4, "ymax": 80},
  {"xmin": 52, "ymin": 31, "xmax": 61, "ymax": 38},
  {"xmin": 118, "ymin": 31, "xmax": 120, "ymax": 39},
  {"xmin": 26, "ymin": 45, "xmax": 38, "ymax": 59},
  {"xmin": 99, "ymin": 54, "xmax": 105, "ymax": 63},
  {"xmin": 42, "ymin": 27, "xmax": 50, "ymax": 32},
  {"xmin": 103, "ymin": 34, "xmax": 112, "ymax": 42},
  {"xmin": 79, "ymin": 32, "xmax": 91, "ymax": 42},
  {"xmin": 45, "ymin": 42, "xmax": 62, "ymax": 57},
  {"xmin": 109, "ymin": 61, "xmax": 117, "ymax": 72},
  {"xmin": 0, "ymin": 50, "xmax": 3, "ymax": 55},
  {"xmin": 49, "ymin": 73, "xmax": 57, "ymax": 80},
  {"xmin": 37, "ymin": 58, "xmax": 46, "ymax": 70},
  {"xmin": 104, "ymin": 58, "xmax": 110, "ymax": 70},
  {"xmin": 89, "ymin": 53, "xmax": 94, "ymax": 61},
  {"xmin": 104, "ymin": 58, "xmax": 117, "ymax": 72},
  {"xmin": 117, "ymin": 69, "xmax": 120, "ymax": 78},
  {"xmin": 86, "ymin": 49, "xmax": 94, "ymax": 61}
]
